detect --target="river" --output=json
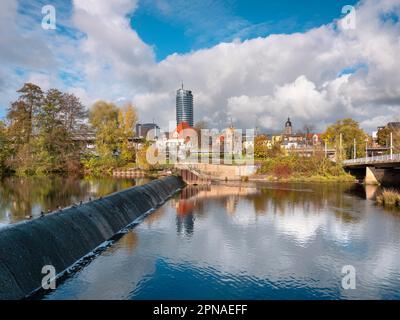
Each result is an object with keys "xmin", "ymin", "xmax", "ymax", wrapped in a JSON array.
[
  {"xmin": 27, "ymin": 181, "xmax": 400, "ymax": 300},
  {"xmin": 0, "ymin": 176, "xmax": 150, "ymax": 226}
]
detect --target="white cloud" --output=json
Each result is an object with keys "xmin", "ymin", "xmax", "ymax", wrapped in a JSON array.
[{"xmin": 1, "ymin": 0, "xmax": 400, "ymax": 133}]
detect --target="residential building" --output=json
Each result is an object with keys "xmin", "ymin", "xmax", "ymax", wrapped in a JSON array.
[{"xmin": 135, "ymin": 123, "xmax": 160, "ymax": 141}]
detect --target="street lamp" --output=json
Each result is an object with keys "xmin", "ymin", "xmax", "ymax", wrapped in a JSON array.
[{"xmin": 390, "ymin": 131, "xmax": 393, "ymax": 160}]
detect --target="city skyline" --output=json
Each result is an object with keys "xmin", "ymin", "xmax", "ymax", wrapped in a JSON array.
[{"xmin": 1, "ymin": 0, "xmax": 399, "ymax": 133}]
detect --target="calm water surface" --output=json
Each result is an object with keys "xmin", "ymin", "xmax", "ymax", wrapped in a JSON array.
[
  {"xmin": 0, "ymin": 176, "xmax": 150, "ymax": 226},
  {"xmin": 36, "ymin": 182, "xmax": 400, "ymax": 299}
]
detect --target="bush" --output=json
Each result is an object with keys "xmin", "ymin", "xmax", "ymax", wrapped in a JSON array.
[
  {"xmin": 256, "ymin": 155, "xmax": 353, "ymax": 181},
  {"xmin": 376, "ymin": 189, "xmax": 400, "ymax": 208},
  {"xmin": 274, "ymin": 164, "xmax": 292, "ymax": 178},
  {"xmin": 81, "ymin": 155, "xmax": 121, "ymax": 176}
]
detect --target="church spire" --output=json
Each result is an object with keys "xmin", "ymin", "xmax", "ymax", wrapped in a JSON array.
[{"xmin": 284, "ymin": 117, "xmax": 292, "ymax": 135}]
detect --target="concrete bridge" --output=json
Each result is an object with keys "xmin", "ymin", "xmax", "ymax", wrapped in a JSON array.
[
  {"xmin": 175, "ymin": 163, "xmax": 257, "ymax": 185},
  {"xmin": 343, "ymin": 154, "xmax": 400, "ymax": 185},
  {"xmin": 176, "ymin": 164, "xmax": 212, "ymax": 185}
]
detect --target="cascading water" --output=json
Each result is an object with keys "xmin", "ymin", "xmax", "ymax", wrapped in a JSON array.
[{"xmin": 0, "ymin": 176, "xmax": 184, "ymax": 300}]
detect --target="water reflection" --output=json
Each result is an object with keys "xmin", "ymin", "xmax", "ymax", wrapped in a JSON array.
[
  {"xmin": 0, "ymin": 176, "xmax": 150, "ymax": 225},
  {"xmin": 41, "ymin": 182, "xmax": 400, "ymax": 300}
]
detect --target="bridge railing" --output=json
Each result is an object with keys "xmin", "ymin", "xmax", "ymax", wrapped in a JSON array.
[{"xmin": 343, "ymin": 154, "xmax": 400, "ymax": 165}]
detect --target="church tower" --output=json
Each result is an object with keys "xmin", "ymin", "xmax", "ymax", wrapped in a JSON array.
[{"xmin": 284, "ymin": 117, "xmax": 292, "ymax": 135}]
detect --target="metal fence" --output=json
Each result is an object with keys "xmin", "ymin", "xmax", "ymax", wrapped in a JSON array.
[{"xmin": 343, "ymin": 153, "xmax": 400, "ymax": 165}]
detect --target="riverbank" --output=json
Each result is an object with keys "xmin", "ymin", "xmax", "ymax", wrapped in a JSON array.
[
  {"xmin": 254, "ymin": 156, "xmax": 355, "ymax": 183},
  {"xmin": 249, "ymin": 174, "xmax": 356, "ymax": 183}
]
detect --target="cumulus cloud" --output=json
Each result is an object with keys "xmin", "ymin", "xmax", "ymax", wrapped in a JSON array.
[
  {"xmin": 1, "ymin": 0, "xmax": 400, "ymax": 133},
  {"xmin": 226, "ymin": 75, "xmax": 356, "ymax": 131},
  {"xmin": 128, "ymin": 0, "xmax": 400, "ymax": 132}
]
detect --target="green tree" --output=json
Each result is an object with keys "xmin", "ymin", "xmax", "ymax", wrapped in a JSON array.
[
  {"xmin": 16, "ymin": 83, "xmax": 44, "ymax": 141},
  {"xmin": 35, "ymin": 89, "xmax": 71, "ymax": 172},
  {"xmin": 6, "ymin": 83, "xmax": 88, "ymax": 174},
  {"xmin": 7, "ymin": 99, "xmax": 36, "ymax": 172},
  {"xmin": 322, "ymin": 118, "xmax": 367, "ymax": 160},
  {"xmin": 377, "ymin": 126, "xmax": 400, "ymax": 153},
  {"xmin": 0, "ymin": 121, "xmax": 11, "ymax": 175},
  {"xmin": 59, "ymin": 92, "xmax": 89, "ymax": 171},
  {"xmin": 7, "ymin": 83, "xmax": 43, "ymax": 151},
  {"xmin": 7, "ymin": 100, "xmax": 31, "ymax": 146},
  {"xmin": 61, "ymin": 93, "xmax": 88, "ymax": 133}
]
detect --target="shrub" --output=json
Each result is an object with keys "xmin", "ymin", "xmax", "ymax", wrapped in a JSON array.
[
  {"xmin": 376, "ymin": 189, "xmax": 400, "ymax": 207},
  {"xmin": 256, "ymin": 154, "xmax": 353, "ymax": 181},
  {"xmin": 81, "ymin": 155, "xmax": 121, "ymax": 176},
  {"xmin": 273, "ymin": 163, "xmax": 292, "ymax": 178}
]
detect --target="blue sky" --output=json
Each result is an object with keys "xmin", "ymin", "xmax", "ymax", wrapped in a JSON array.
[
  {"xmin": 1, "ymin": 0, "xmax": 400, "ymax": 132},
  {"xmin": 132, "ymin": 0, "xmax": 358, "ymax": 60}
]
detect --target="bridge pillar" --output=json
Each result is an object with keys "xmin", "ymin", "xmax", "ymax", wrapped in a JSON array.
[
  {"xmin": 365, "ymin": 166, "xmax": 380, "ymax": 185},
  {"xmin": 365, "ymin": 184, "xmax": 379, "ymax": 200}
]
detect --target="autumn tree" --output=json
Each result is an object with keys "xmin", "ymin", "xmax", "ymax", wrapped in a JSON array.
[
  {"xmin": 118, "ymin": 103, "xmax": 138, "ymax": 163},
  {"xmin": 322, "ymin": 118, "xmax": 367, "ymax": 160},
  {"xmin": 254, "ymin": 134, "xmax": 268, "ymax": 159},
  {"xmin": 89, "ymin": 101, "xmax": 120, "ymax": 159},
  {"xmin": 267, "ymin": 141, "xmax": 284, "ymax": 158},
  {"xmin": 377, "ymin": 125, "xmax": 400, "ymax": 153},
  {"xmin": 377, "ymin": 126, "xmax": 391, "ymax": 146},
  {"xmin": 136, "ymin": 142, "xmax": 151, "ymax": 170}
]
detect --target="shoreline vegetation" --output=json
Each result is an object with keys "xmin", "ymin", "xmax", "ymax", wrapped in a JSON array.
[
  {"xmin": 253, "ymin": 155, "xmax": 355, "ymax": 183},
  {"xmin": 376, "ymin": 189, "xmax": 400, "ymax": 209},
  {"xmin": 0, "ymin": 83, "xmax": 391, "ymax": 185},
  {"xmin": 0, "ymin": 83, "xmax": 142, "ymax": 178}
]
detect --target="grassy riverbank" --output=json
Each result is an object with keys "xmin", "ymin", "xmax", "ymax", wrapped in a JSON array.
[
  {"xmin": 376, "ymin": 189, "xmax": 400, "ymax": 208},
  {"xmin": 255, "ymin": 155, "xmax": 355, "ymax": 183}
]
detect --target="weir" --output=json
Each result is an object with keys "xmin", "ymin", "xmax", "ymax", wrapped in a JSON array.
[{"xmin": 0, "ymin": 176, "xmax": 184, "ymax": 300}]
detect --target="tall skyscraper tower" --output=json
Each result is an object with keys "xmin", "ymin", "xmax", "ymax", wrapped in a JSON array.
[{"xmin": 176, "ymin": 84, "xmax": 194, "ymax": 127}]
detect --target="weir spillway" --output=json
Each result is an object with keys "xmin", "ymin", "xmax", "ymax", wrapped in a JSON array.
[{"xmin": 0, "ymin": 176, "xmax": 184, "ymax": 300}]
